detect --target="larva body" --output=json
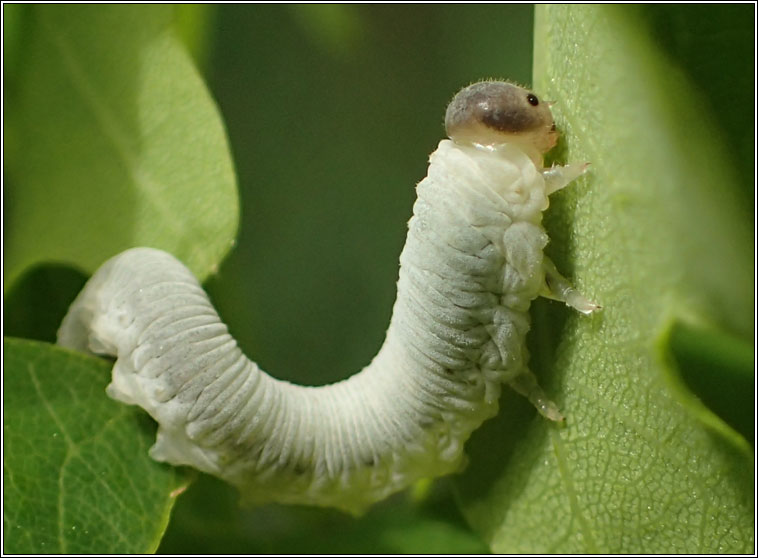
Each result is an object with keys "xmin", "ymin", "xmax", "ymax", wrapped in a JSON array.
[{"xmin": 58, "ymin": 81, "xmax": 597, "ymax": 514}]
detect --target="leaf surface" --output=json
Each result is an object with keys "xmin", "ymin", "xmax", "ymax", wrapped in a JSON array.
[
  {"xmin": 4, "ymin": 4, "xmax": 238, "ymax": 290},
  {"xmin": 456, "ymin": 5, "xmax": 754, "ymax": 553},
  {"xmin": 3, "ymin": 338, "xmax": 189, "ymax": 554}
]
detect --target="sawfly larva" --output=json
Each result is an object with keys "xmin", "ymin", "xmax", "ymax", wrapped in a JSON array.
[{"xmin": 58, "ymin": 80, "xmax": 599, "ymax": 514}]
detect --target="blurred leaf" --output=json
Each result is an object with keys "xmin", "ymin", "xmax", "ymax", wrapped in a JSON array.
[
  {"xmin": 456, "ymin": 5, "xmax": 753, "ymax": 553},
  {"xmin": 2, "ymin": 3, "xmax": 25, "ymax": 82},
  {"xmin": 4, "ymin": 264, "xmax": 88, "ymax": 343},
  {"xmin": 172, "ymin": 4, "xmax": 217, "ymax": 72},
  {"xmin": 287, "ymin": 5, "xmax": 362, "ymax": 58},
  {"xmin": 639, "ymin": 5, "xmax": 755, "ymax": 197},
  {"xmin": 159, "ymin": 474, "xmax": 488, "ymax": 554},
  {"xmin": 664, "ymin": 321, "xmax": 754, "ymax": 442},
  {"xmin": 4, "ymin": 4, "xmax": 238, "ymax": 291},
  {"xmin": 3, "ymin": 338, "xmax": 189, "ymax": 554}
]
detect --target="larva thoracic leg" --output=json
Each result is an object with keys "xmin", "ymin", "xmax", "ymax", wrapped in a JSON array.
[
  {"xmin": 58, "ymin": 80, "xmax": 599, "ymax": 514},
  {"xmin": 507, "ymin": 368, "xmax": 565, "ymax": 422},
  {"xmin": 542, "ymin": 256, "xmax": 600, "ymax": 315},
  {"xmin": 542, "ymin": 162, "xmax": 590, "ymax": 195}
]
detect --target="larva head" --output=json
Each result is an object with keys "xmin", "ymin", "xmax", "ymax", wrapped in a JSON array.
[{"xmin": 444, "ymin": 81, "xmax": 558, "ymax": 154}]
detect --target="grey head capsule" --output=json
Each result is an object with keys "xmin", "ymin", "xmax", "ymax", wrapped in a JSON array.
[{"xmin": 444, "ymin": 81, "xmax": 558, "ymax": 155}]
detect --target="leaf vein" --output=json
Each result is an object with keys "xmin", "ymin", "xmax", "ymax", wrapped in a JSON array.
[
  {"xmin": 550, "ymin": 429, "xmax": 598, "ymax": 553},
  {"xmin": 38, "ymin": 11, "xmax": 185, "ymax": 239}
]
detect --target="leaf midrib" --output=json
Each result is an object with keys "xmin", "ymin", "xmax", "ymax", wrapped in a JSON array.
[{"xmin": 39, "ymin": 11, "xmax": 186, "ymax": 242}]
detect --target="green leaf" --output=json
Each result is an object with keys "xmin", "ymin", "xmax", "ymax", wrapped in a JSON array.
[
  {"xmin": 456, "ymin": 5, "xmax": 753, "ymax": 553},
  {"xmin": 4, "ymin": 4, "xmax": 238, "ymax": 291},
  {"xmin": 159, "ymin": 475, "xmax": 489, "ymax": 554},
  {"xmin": 665, "ymin": 321, "xmax": 754, "ymax": 442},
  {"xmin": 172, "ymin": 5, "xmax": 217, "ymax": 73},
  {"xmin": 3, "ymin": 338, "xmax": 189, "ymax": 554}
]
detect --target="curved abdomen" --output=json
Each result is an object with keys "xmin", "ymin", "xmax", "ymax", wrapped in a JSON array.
[{"xmin": 57, "ymin": 139, "xmax": 549, "ymax": 514}]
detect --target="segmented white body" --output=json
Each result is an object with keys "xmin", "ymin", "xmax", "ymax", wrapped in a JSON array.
[{"xmin": 58, "ymin": 139, "xmax": 554, "ymax": 514}]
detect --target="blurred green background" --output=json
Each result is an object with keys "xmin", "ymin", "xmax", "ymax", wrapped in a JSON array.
[{"xmin": 201, "ymin": 4, "xmax": 533, "ymax": 387}]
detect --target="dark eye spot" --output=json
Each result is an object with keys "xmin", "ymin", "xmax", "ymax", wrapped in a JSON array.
[{"xmin": 526, "ymin": 94, "xmax": 539, "ymax": 106}]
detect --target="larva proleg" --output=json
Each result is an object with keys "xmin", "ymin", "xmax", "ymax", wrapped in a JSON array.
[{"xmin": 58, "ymin": 80, "xmax": 598, "ymax": 514}]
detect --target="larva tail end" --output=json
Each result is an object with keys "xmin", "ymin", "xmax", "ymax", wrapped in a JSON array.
[{"xmin": 57, "ymin": 305, "xmax": 94, "ymax": 352}]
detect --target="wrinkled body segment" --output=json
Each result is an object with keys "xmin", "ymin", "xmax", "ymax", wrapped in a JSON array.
[{"xmin": 58, "ymin": 140, "xmax": 553, "ymax": 513}]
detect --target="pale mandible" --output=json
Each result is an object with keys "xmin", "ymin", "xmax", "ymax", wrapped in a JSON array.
[{"xmin": 58, "ymin": 80, "xmax": 598, "ymax": 515}]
